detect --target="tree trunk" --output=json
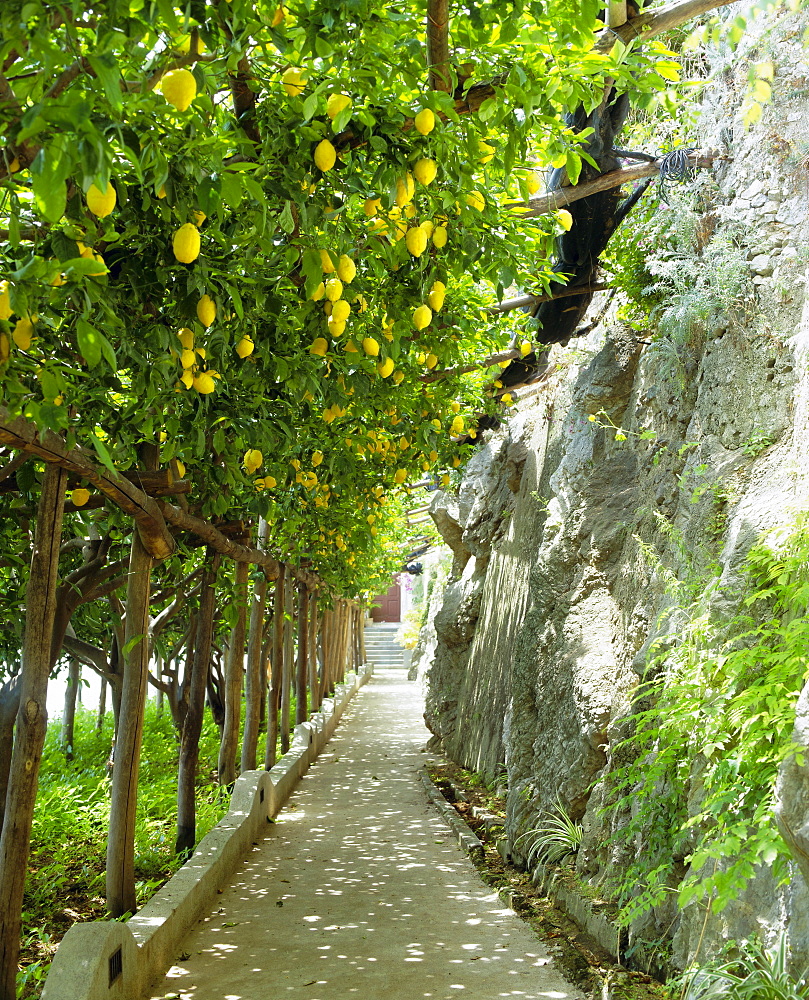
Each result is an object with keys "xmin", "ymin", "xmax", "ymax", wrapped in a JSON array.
[
  {"xmin": 218, "ymin": 560, "xmax": 249, "ymax": 787},
  {"xmin": 308, "ymin": 594, "xmax": 319, "ymax": 713},
  {"xmin": 96, "ymin": 675, "xmax": 107, "ymax": 731},
  {"xmin": 0, "ymin": 678, "xmax": 21, "ymax": 833},
  {"xmin": 155, "ymin": 653, "xmax": 164, "ymax": 718},
  {"xmin": 0, "ymin": 462, "xmax": 67, "ymax": 1000},
  {"xmin": 280, "ymin": 574, "xmax": 294, "ymax": 753},
  {"xmin": 295, "ymin": 584, "xmax": 309, "ymax": 724},
  {"xmin": 60, "ymin": 658, "xmax": 80, "ymax": 760},
  {"xmin": 320, "ymin": 607, "xmax": 332, "ymax": 702},
  {"xmin": 106, "ymin": 528, "xmax": 153, "ymax": 918},
  {"xmin": 264, "ymin": 566, "xmax": 285, "ymax": 770},
  {"xmin": 175, "ymin": 551, "xmax": 220, "ymax": 857},
  {"xmin": 241, "ymin": 520, "xmax": 268, "ymax": 772}
]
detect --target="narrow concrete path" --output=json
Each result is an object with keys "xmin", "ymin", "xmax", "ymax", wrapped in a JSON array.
[{"xmin": 151, "ymin": 669, "xmax": 583, "ymax": 1000}]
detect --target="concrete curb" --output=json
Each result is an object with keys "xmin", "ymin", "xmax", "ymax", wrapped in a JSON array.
[
  {"xmin": 420, "ymin": 769, "xmax": 484, "ymax": 859},
  {"xmin": 42, "ymin": 664, "xmax": 373, "ymax": 1000}
]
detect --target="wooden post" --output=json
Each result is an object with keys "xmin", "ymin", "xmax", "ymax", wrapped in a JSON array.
[
  {"xmin": 61, "ymin": 657, "xmax": 80, "ymax": 760},
  {"xmin": 218, "ymin": 559, "xmax": 249, "ymax": 786},
  {"xmin": 264, "ymin": 565, "xmax": 285, "ymax": 770},
  {"xmin": 360, "ymin": 608, "xmax": 367, "ymax": 666},
  {"xmin": 295, "ymin": 584, "xmax": 309, "ymax": 724},
  {"xmin": 241, "ymin": 519, "xmax": 268, "ymax": 772},
  {"xmin": 280, "ymin": 574, "xmax": 294, "ymax": 753},
  {"xmin": 106, "ymin": 527, "xmax": 153, "ymax": 917},
  {"xmin": 96, "ymin": 675, "xmax": 107, "ymax": 731},
  {"xmin": 175, "ymin": 551, "xmax": 220, "ymax": 857},
  {"xmin": 308, "ymin": 593, "xmax": 319, "ymax": 713},
  {"xmin": 0, "ymin": 463, "xmax": 67, "ymax": 999},
  {"xmin": 319, "ymin": 607, "xmax": 332, "ymax": 701}
]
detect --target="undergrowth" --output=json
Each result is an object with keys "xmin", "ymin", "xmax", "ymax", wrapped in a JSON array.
[{"xmin": 609, "ymin": 510, "xmax": 809, "ymax": 927}]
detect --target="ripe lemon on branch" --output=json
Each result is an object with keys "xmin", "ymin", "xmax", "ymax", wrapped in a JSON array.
[
  {"xmin": 197, "ymin": 294, "xmax": 216, "ymax": 327},
  {"xmin": 314, "ymin": 139, "xmax": 337, "ymax": 172},
  {"xmin": 86, "ymin": 182, "xmax": 116, "ymax": 217},
  {"xmin": 173, "ymin": 223, "xmax": 201, "ymax": 263},
  {"xmin": 161, "ymin": 68, "xmax": 197, "ymax": 111}
]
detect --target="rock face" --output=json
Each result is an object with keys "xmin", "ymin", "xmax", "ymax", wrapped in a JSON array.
[{"xmin": 424, "ymin": 4, "xmax": 809, "ymax": 974}]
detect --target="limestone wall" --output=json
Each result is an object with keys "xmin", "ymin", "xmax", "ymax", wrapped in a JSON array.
[{"xmin": 423, "ymin": 2, "xmax": 809, "ymax": 972}]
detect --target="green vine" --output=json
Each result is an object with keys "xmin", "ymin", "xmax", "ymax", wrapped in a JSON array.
[{"xmin": 608, "ymin": 511, "xmax": 809, "ymax": 926}]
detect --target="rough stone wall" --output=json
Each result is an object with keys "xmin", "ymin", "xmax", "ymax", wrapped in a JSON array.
[{"xmin": 423, "ymin": 2, "xmax": 809, "ymax": 972}]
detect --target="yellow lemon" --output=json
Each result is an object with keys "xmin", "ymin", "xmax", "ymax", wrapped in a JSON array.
[
  {"xmin": 452, "ymin": 454, "xmax": 461, "ymax": 468},
  {"xmin": 405, "ymin": 226, "xmax": 428, "ymax": 257},
  {"xmin": 263, "ymin": 475, "xmax": 277, "ymax": 488},
  {"xmin": 520, "ymin": 340, "xmax": 532, "ymax": 356},
  {"xmin": 235, "ymin": 335, "xmax": 254, "ymax": 358},
  {"xmin": 413, "ymin": 158, "xmax": 437, "ymax": 185},
  {"xmin": 175, "ymin": 460, "xmax": 186, "ymax": 477},
  {"xmin": 362, "ymin": 336, "xmax": 380, "ymax": 357},
  {"xmin": 282, "ymin": 67, "xmax": 307, "ymax": 96},
  {"xmin": 451, "ymin": 400, "xmax": 461, "ymax": 413},
  {"xmin": 310, "ymin": 337, "xmax": 329, "ymax": 356},
  {"xmin": 244, "ymin": 448, "xmax": 263, "ymax": 473},
  {"xmin": 162, "ymin": 68, "xmax": 197, "ymax": 111},
  {"xmin": 414, "ymin": 108, "xmax": 435, "ymax": 135},
  {"xmin": 8, "ymin": 158, "xmax": 20, "ymax": 173},
  {"xmin": 466, "ymin": 190, "xmax": 485, "ymax": 211},
  {"xmin": 394, "ymin": 469, "xmax": 407, "ymax": 484},
  {"xmin": 426, "ymin": 352, "xmax": 438, "ymax": 369},
  {"xmin": 86, "ymin": 182, "xmax": 117, "ymax": 217},
  {"xmin": 0, "ymin": 332, "xmax": 8, "ymax": 362},
  {"xmin": 336, "ymin": 254, "xmax": 356, "ymax": 283},
  {"xmin": 173, "ymin": 223, "xmax": 201, "ymax": 263},
  {"xmin": 192, "ymin": 210, "xmax": 206, "ymax": 226},
  {"xmin": 0, "ymin": 281, "xmax": 11, "ymax": 320},
  {"xmin": 363, "ymin": 197, "xmax": 381, "ymax": 217},
  {"xmin": 395, "ymin": 173, "xmax": 415, "ymax": 206},
  {"xmin": 451, "ymin": 415, "xmax": 464, "ymax": 434},
  {"xmin": 177, "ymin": 327, "xmax": 194, "ymax": 349},
  {"xmin": 331, "ymin": 299, "xmax": 350, "ymax": 323},
  {"xmin": 197, "ymin": 293, "xmax": 216, "ymax": 327},
  {"xmin": 71, "ymin": 488, "xmax": 91, "ymax": 507},
  {"xmin": 412, "ymin": 304, "xmax": 432, "ymax": 330},
  {"xmin": 556, "ymin": 209, "xmax": 573, "ymax": 231},
  {"xmin": 311, "ymin": 281, "xmax": 326, "ymax": 301},
  {"xmin": 270, "ymin": 5, "xmax": 285, "ymax": 27},
  {"xmin": 179, "ymin": 369, "xmax": 194, "ymax": 389},
  {"xmin": 312, "ymin": 450, "xmax": 324, "ymax": 467},
  {"xmin": 180, "ymin": 348, "xmax": 196, "ymax": 369},
  {"xmin": 377, "ymin": 357, "xmax": 395, "ymax": 378},
  {"xmin": 478, "ymin": 141, "xmax": 495, "ymax": 164},
  {"xmin": 502, "ymin": 392, "xmax": 514, "ymax": 404},
  {"xmin": 441, "ymin": 473, "xmax": 450, "ymax": 487},
  {"xmin": 326, "ymin": 93, "xmax": 352, "ymax": 119},
  {"xmin": 526, "ymin": 170, "xmax": 541, "ymax": 195},
  {"xmin": 11, "ymin": 317, "xmax": 34, "ymax": 351},
  {"xmin": 193, "ymin": 372, "xmax": 216, "ymax": 393},
  {"xmin": 314, "ymin": 139, "xmax": 337, "ymax": 172},
  {"xmin": 320, "ymin": 250, "xmax": 335, "ymax": 273},
  {"xmin": 432, "ymin": 225, "xmax": 448, "ymax": 248},
  {"xmin": 156, "ymin": 184, "xmax": 167, "ymax": 199},
  {"xmin": 428, "ymin": 280, "xmax": 446, "ymax": 311},
  {"xmin": 325, "ymin": 277, "xmax": 343, "ymax": 301},
  {"xmin": 420, "ymin": 219, "xmax": 435, "ymax": 238},
  {"xmin": 344, "ymin": 338, "xmax": 359, "ymax": 353},
  {"xmin": 327, "ymin": 317, "xmax": 346, "ymax": 337}
]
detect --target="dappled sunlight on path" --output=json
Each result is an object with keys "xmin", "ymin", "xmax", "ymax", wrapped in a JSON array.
[{"xmin": 151, "ymin": 670, "xmax": 582, "ymax": 1000}]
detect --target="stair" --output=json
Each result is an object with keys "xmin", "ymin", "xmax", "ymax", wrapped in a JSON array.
[{"xmin": 363, "ymin": 622, "xmax": 406, "ymax": 669}]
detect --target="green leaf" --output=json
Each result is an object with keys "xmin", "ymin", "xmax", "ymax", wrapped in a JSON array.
[
  {"xmin": 87, "ymin": 52, "xmax": 123, "ymax": 110},
  {"xmin": 76, "ymin": 318, "xmax": 115, "ymax": 369},
  {"xmin": 279, "ymin": 201, "xmax": 295, "ymax": 234},
  {"xmin": 91, "ymin": 433, "xmax": 117, "ymax": 475}
]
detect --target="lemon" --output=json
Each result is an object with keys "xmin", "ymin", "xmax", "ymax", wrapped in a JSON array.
[
  {"xmin": 414, "ymin": 108, "xmax": 435, "ymax": 135},
  {"xmin": 236, "ymin": 335, "xmax": 255, "ymax": 358},
  {"xmin": 502, "ymin": 392, "xmax": 514, "ymax": 404},
  {"xmin": 0, "ymin": 281, "xmax": 11, "ymax": 321},
  {"xmin": 310, "ymin": 337, "xmax": 329, "ymax": 356},
  {"xmin": 405, "ymin": 226, "xmax": 428, "ymax": 257},
  {"xmin": 432, "ymin": 225, "xmax": 448, "ymax": 248},
  {"xmin": 86, "ymin": 182, "xmax": 116, "ymax": 217},
  {"xmin": 192, "ymin": 210, "xmax": 206, "ymax": 226},
  {"xmin": 331, "ymin": 299, "xmax": 350, "ymax": 323},
  {"xmin": 428, "ymin": 280, "xmax": 446, "ymax": 311},
  {"xmin": 393, "ymin": 370, "xmax": 404, "ymax": 384},
  {"xmin": 399, "ymin": 435, "xmax": 410, "ymax": 450},
  {"xmin": 11, "ymin": 317, "xmax": 34, "ymax": 351},
  {"xmin": 263, "ymin": 475, "xmax": 277, "ymax": 488},
  {"xmin": 426, "ymin": 353, "xmax": 438, "ymax": 369},
  {"xmin": 556, "ymin": 209, "xmax": 573, "ymax": 231},
  {"xmin": 157, "ymin": 184, "xmax": 167, "ymax": 199},
  {"xmin": 336, "ymin": 254, "xmax": 356, "ymax": 283},
  {"xmin": 177, "ymin": 327, "xmax": 194, "ymax": 349},
  {"xmin": 244, "ymin": 449, "xmax": 263, "ymax": 473},
  {"xmin": 180, "ymin": 348, "xmax": 196, "ymax": 369},
  {"xmin": 478, "ymin": 141, "xmax": 495, "ymax": 164},
  {"xmin": 270, "ymin": 5, "xmax": 285, "ymax": 26},
  {"xmin": 282, "ymin": 67, "xmax": 307, "ymax": 96},
  {"xmin": 429, "ymin": 450, "xmax": 439, "ymax": 463},
  {"xmin": 394, "ymin": 469, "xmax": 407, "ymax": 484},
  {"xmin": 327, "ymin": 317, "xmax": 346, "ymax": 337},
  {"xmin": 319, "ymin": 250, "xmax": 335, "ymax": 273},
  {"xmin": 179, "ymin": 369, "xmax": 194, "ymax": 389},
  {"xmin": 363, "ymin": 197, "xmax": 381, "ymax": 217},
  {"xmin": 441, "ymin": 473, "xmax": 450, "ymax": 488},
  {"xmin": 412, "ymin": 304, "xmax": 432, "ymax": 330},
  {"xmin": 197, "ymin": 294, "xmax": 216, "ymax": 327},
  {"xmin": 175, "ymin": 460, "xmax": 186, "ymax": 477},
  {"xmin": 312, "ymin": 450, "xmax": 324, "ymax": 467},
  {"xmin": 395, "ymin": 173, "xmax": 415, "ymax": 206},
  {"xmin": 162, "ymin": 68, "xmax": 197, "ymax": 111},
  {"xmin": 310, "ymin": 282, "xmax": 326, "ymax": 301},
  {"xmin": 71, "ymin": 488, "xmax": 91, "ymax": 507},
  {"xmin": 193, "ymin": 372, "xmax": 216, "ymax": 393},
  {"xmin": 0, "ymin": 333, "xmax": 8, "ymax": 362},
  {"xmin": 8, "ymin": 158, "xmax": 20, "ymax": 173},
  {"xmin": 451, "ymin": 415, "xmax": 464, "ymax": 434},
  {"xmin": 452, "ymin": 455, "xmax": 461, "ymax": 468},
  {"xmin": 314, "ymin": 139, "xmax": 337, "ymax": 172},
  {"xmin": 173, "ymin": 223, "xmax": 201, "ymax": 263},
  {"xmin": 344, "ymin": 338, "xmax": 359, "ymax": 353},
  {"xmin": 466, "ymin": 191, "xmax": 485, "ymax": 211},
  {"xmin": 362, "ymin": 336, "xmax": 380, "ymax": 357},
  {"xmin": 421, "ymin": 219, "xmax": 435, "ymax": 238},
  {"xmin": 377, "ymin": 357, "xmax": 394, "ymax": 378},
  {"xmin": 526, "ymin": 170, "xmax": 541, "ymax": 195},
  {"xmin": 326, "ymin": 93, "xmax": 352, "ymax": 119},
  {"xmin": 325, "ymin": 277, "xmax": 343, "ymax": 301},
  {"xmin": 413, "ymin": 158, "xmax": 437, "ymax": 185},
  {"xmin": 520, "ymin": 340, "xmax": 532, "ymax": 356}
]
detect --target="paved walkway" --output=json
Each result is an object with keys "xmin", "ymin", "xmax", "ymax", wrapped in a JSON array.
[{"xmin": 151, "ymin": 669, "xmax": 583, "ymax": 1000}]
